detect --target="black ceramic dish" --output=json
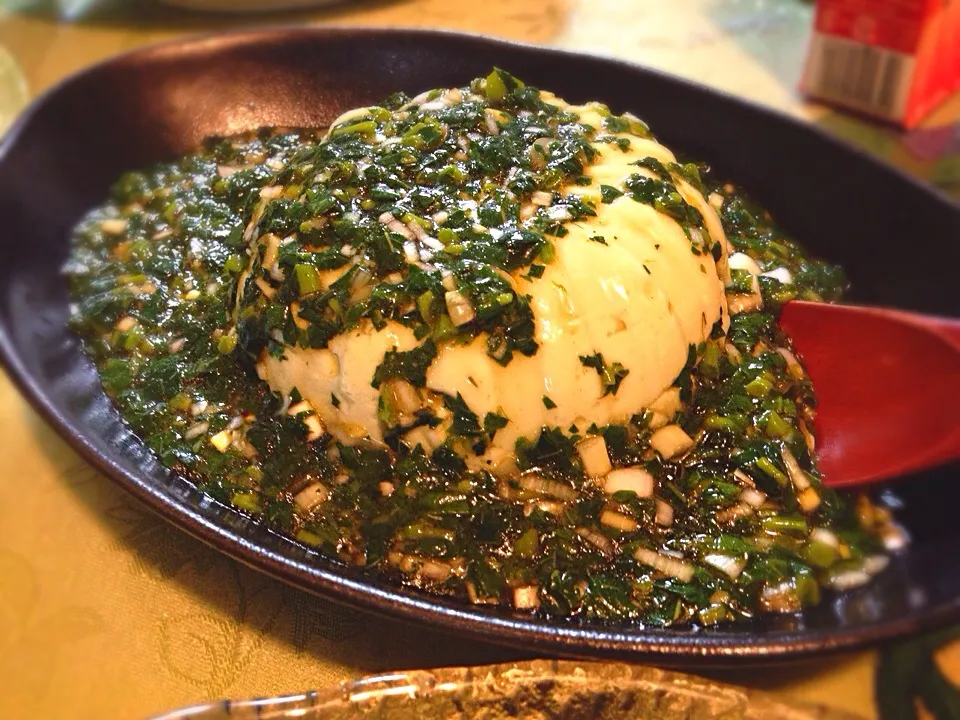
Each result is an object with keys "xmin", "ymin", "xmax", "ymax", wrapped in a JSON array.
[{"xmin": 1, "ymin": 27, "xmax": 958, "ymax": 665}]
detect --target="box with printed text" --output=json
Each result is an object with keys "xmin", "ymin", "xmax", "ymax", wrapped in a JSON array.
[{"xmin": 801, "ymin": 0, "xmax": 960, "ymax": 127}]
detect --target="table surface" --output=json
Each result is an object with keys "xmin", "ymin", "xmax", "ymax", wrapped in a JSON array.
[{"xmin": 0, "ymin": 2, "xmax": 958, "ymax": 719}]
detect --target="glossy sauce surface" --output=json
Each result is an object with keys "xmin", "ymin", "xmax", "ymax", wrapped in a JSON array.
[{"xmin": 66, "ymin": 71, "xmax": 896, "ymax": 625}]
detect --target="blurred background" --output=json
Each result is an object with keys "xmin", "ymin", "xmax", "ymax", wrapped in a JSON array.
[{"xmin": 0, "ymin": 0, "xmax": 956, "ymax": 194}]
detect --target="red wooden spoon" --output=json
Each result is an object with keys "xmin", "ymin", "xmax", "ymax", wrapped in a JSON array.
[{"xmin": 778, "ymin": 301, "xmax": 960, "ymax": 489}]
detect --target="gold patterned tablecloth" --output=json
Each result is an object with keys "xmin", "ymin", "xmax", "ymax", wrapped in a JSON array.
[{"xmin": 0, "ymin": 2, "xmax": 957, "ymax": 719}]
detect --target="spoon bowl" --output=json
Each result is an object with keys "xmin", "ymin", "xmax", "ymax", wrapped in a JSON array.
[{"xmin": 778, "ymin": 301, "xmax": 960, "ymax": 489}]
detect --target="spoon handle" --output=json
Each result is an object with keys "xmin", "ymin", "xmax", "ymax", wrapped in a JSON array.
[
  {"xmin": 920, "ymin": 314, "xmax": 960, "ymax": 466},
  {"xmin": 781, "ymin": 301, "xmax": 960, "ymax": 486},
  {"xmin": 909, "ymin": 313, "xmax": 960, "ymax": 350},
  {"xmin": 853, "ymin": 308, "xmax": 960, "ymax": 469}
]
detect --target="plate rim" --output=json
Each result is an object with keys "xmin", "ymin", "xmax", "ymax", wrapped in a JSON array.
[
  {"xmin": 1, "ymin": 24, "xmax": 959, "ymax": 664},
  {"xmin": 149, "ymin": 658, "xmax": 864, "ymax": 719}
]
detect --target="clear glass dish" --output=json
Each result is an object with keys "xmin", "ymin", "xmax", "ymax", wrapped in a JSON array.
[{"xmin": 152, "ymin": 660, "xmax": 861, "ymax": 719}]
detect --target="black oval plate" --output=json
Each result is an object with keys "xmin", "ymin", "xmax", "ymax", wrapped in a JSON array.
[{"xmin": 1, "ymin": 27, "xmax": 958, "ymax": 665}]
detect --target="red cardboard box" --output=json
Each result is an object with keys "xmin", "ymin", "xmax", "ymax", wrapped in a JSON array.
[{"xmin": 801, "ymin": 0, "xmax": 960, "ymax": 127}]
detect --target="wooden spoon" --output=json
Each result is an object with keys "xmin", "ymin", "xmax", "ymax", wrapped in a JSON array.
[{"xmin": 778, "ymin": 301, "xmax": 960, "ymax": 489}]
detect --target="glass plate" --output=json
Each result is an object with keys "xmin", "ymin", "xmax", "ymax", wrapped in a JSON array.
[{"xmin": 151, "ymin": 659, "xmax": 861, "ymax": 719}]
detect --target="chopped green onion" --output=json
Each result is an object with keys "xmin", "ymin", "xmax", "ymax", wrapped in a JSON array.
[
  {"xmin": 802, "ymin": 541, "xmax": 839, "ymax": 569},
  {"xmin": 697, "ymin": 603, "xmax": 729, "ymax": 626},
  {"xmin": 224, "ymin": 254, "xmax": 245, "ymax": 273},
  {"xmin": 437, "ymin": 165, "xmax": 466, "ymax": 184},
  {"xmin": 330, "ymin": 119, "xmax": 376, "ymax": 137},
  {"xmin": 484, "ymin": 69, "xmax": 508, "ymax": 100},
  {"xmin": 538, "ymin": 240, "xmax": 556, "ymax": 263},
  {"xmin": 514, "ymin": 527, "xmax": 539, "ymax": 557},
  {"xmin": 755, "ymin": 456, "xmax": 788, "ymax": 485},
  {"xmin": 217, "ymin": 335, "xmax": 237, "ymax": 355},
  {"xmin": 763, "ymin": 411, "xmax": 793, "ymax": 438},
  {"xmin": 704, "ymin": 413, "xmax": 748, "ymax": 434},
  {"xmin": 296, "ymin": 529, "xmax": 325, "ymax": 546},
  {"xmin": 295, "ymin": 264, "xmax": 322, "ymax": 296},
  {"xmin": 168, "ymin": 393, "xmax": 192, "ymax": 411},
  {"xmin": 231, "ymin": 492, "xmax": 261, "ymax": 513},
  {"xmin": 699, "ymin": 342, "xmax": 721, "ymax": 379},
  {"xmin": 417, "ymin": 290, "xmax": 435, "ymax": 322},
  {"xmin": 744, "ymin": 376, "xmax": 773, "ymax": 397},
  {"xmin": 795, "ymin": 575, "xmax": 821, "ymax": 605},
  {"xmin": 121, "ymin": 327, "xmax": 143, "ymax": 351},
  {"xmin": 437, "ymin": 227, "xmax": 459, "ymax": 245},
  {"xmin": 761, "ymin": 514, "xmax": 808, "ymax": 536},
  {"xmin": 432, "ymin": 314, "xmax": 457, "ymax": 342}
]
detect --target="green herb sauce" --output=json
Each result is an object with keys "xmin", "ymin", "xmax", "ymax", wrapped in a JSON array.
[{"xmin": 66, "ymin": 70, "xmax": 897, "ymax": 626}]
